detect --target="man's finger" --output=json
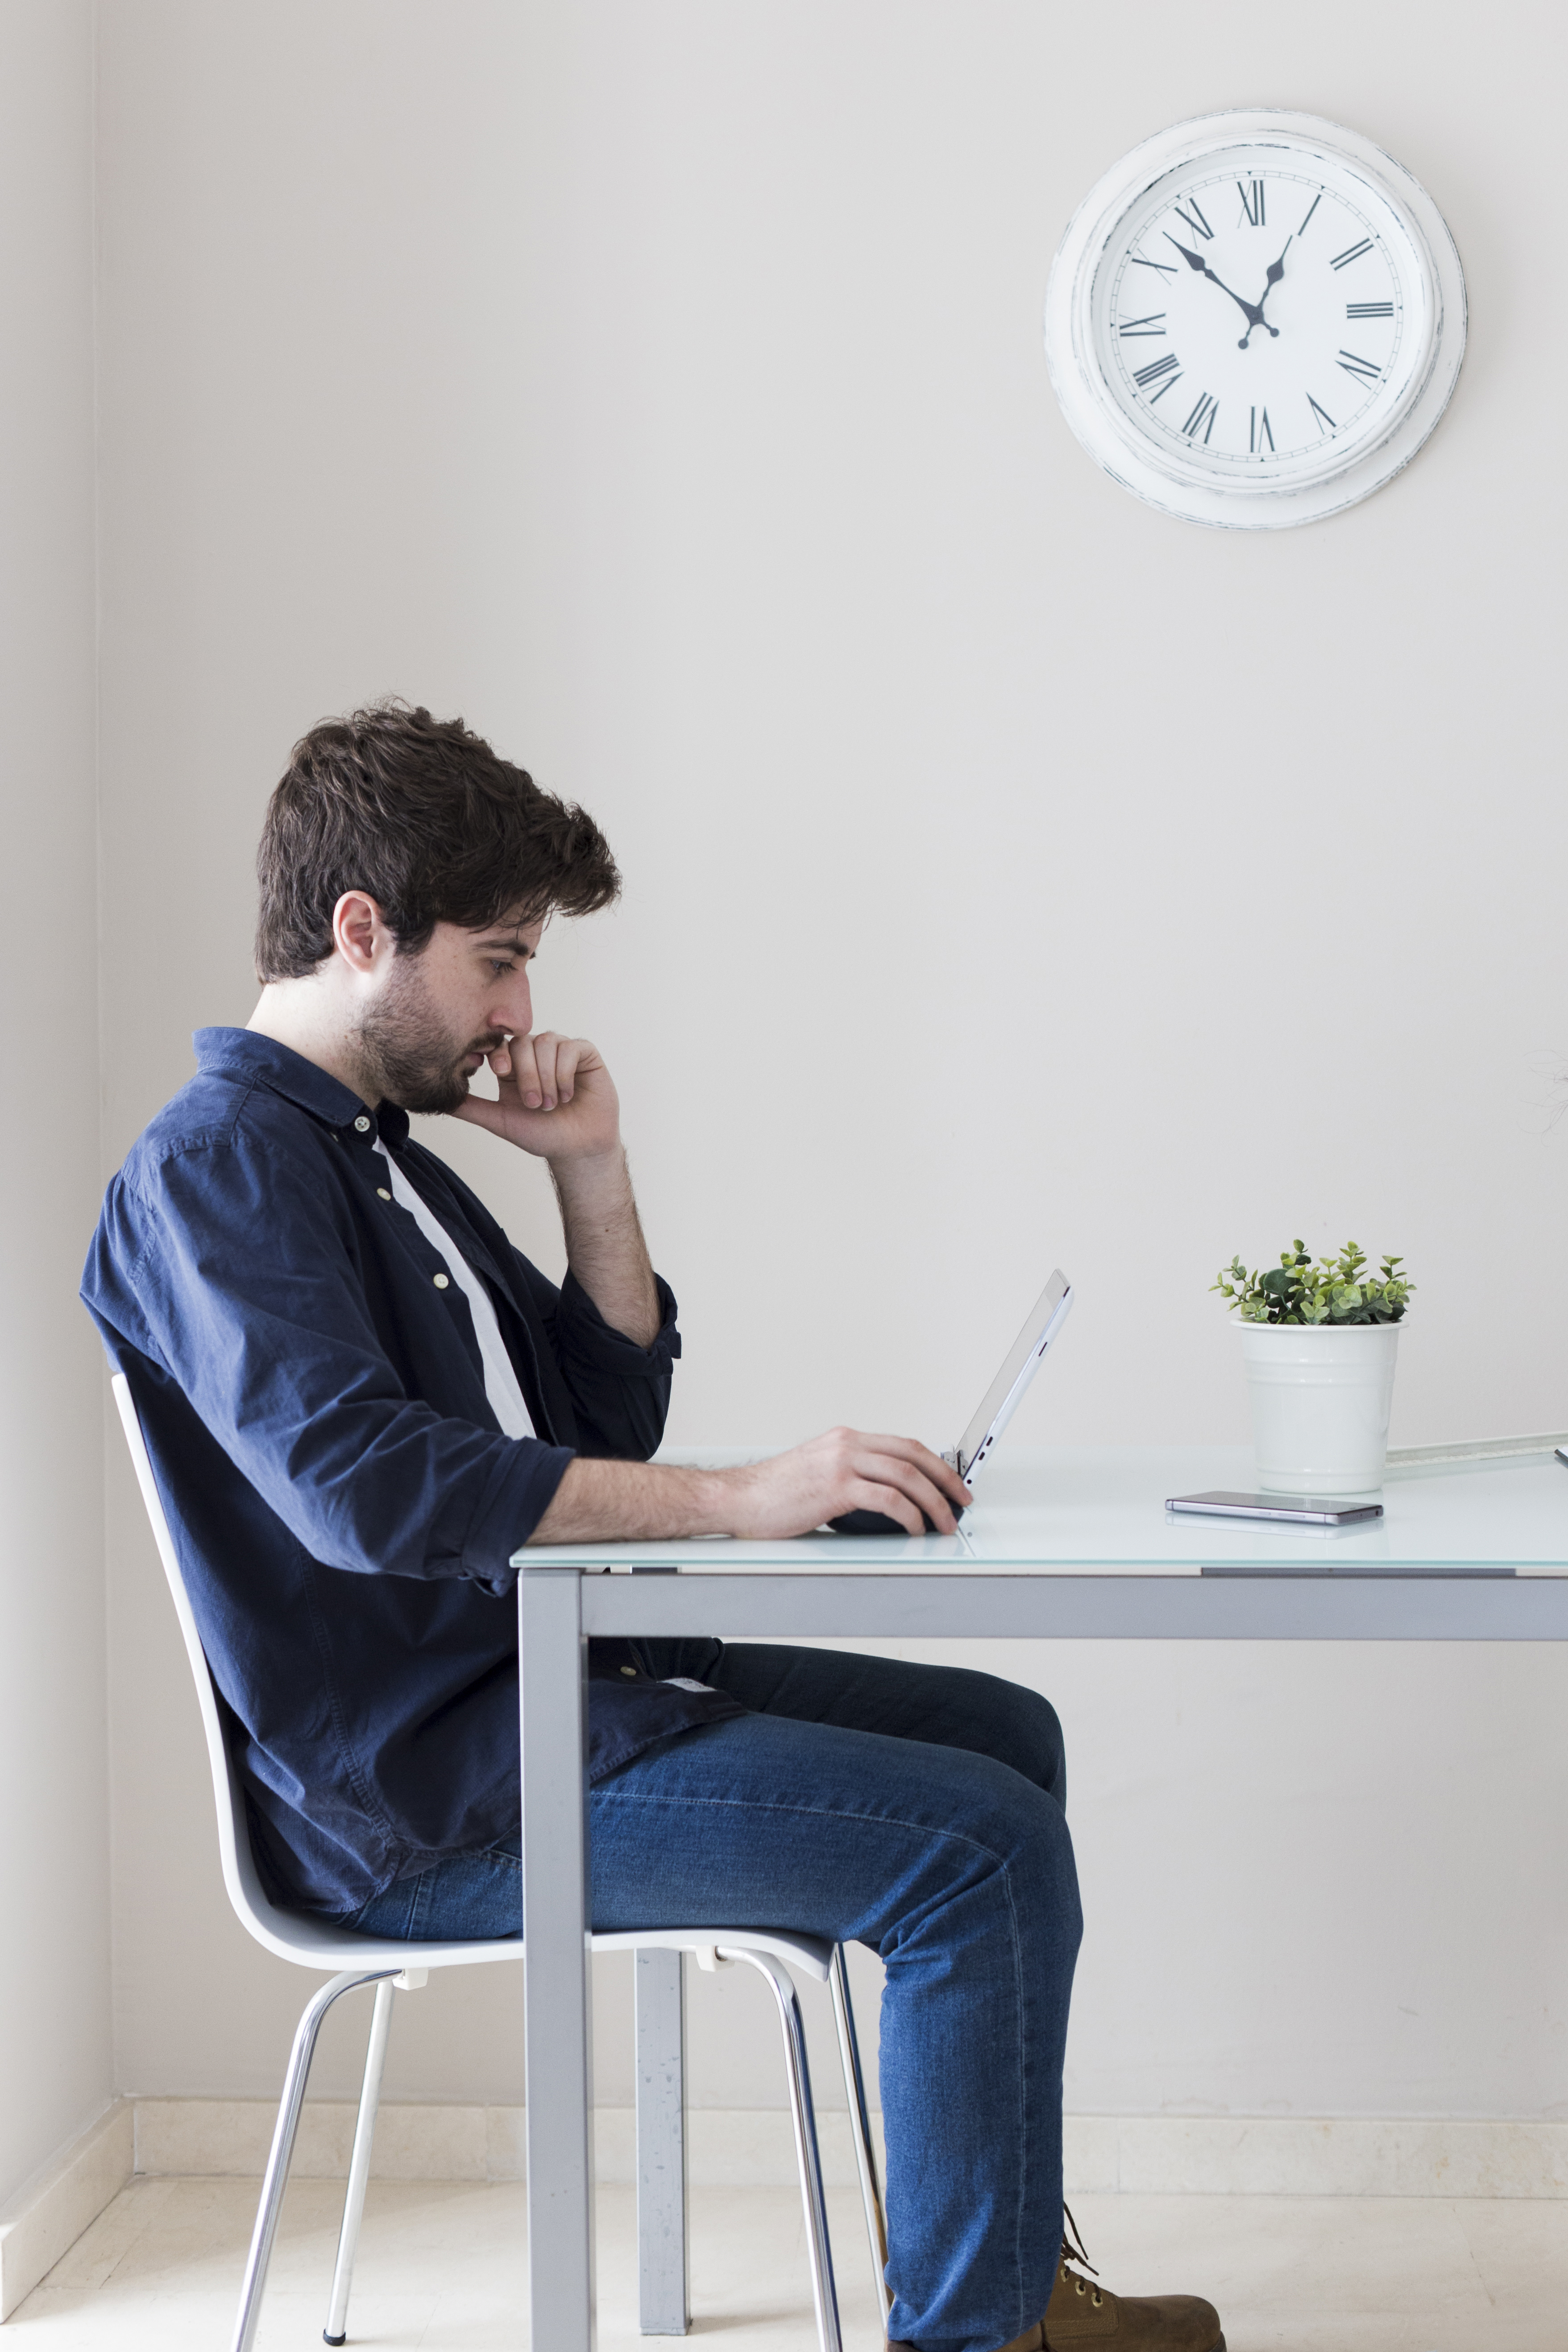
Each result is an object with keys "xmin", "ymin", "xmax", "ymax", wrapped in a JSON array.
[
  {"xmin": 510, "ymin": 1033, "xmax": 544, "ymax": 1108},
  {"xmin": 531, "ymin": 1034, "xmax": 560, "ymax": 1108},
  {"xmin": 854, "ymin": 1431, "xmax": 971, "ymax": 1511},
  {"xmin": 551, "ymin": 1036, "xmax": 584, "ymax": 1104},
  {"xmin": 451, "ymin": 1092, "xmax": 507, "ymax": 1136},
  {"xmin": 848, "ymin": 1453, "xmax": 959, "ymax": 1532},
  {"xmin": 844, "ymin": 1480, "xmax": 925, "ymax": 1537}
]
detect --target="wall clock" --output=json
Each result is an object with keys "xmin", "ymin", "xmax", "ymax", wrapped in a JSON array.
[{"xmin": 1044, "ymin": 110, "xmax": 1466, "ymax": 528}]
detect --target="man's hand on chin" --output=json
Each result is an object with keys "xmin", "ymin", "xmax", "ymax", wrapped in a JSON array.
[
  {"xmin": 450, "ymin": 1030, "xmax": 622, "ymax": 1165},
  {"xmin": 453, "ymin": 1030, "xmax": 661, "ymax": 1345}
]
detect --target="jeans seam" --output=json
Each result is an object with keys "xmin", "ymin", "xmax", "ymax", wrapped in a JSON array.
[{"xmin": 1002, "ymin": 1855, "xmax": 1029, "ymax": 2340}]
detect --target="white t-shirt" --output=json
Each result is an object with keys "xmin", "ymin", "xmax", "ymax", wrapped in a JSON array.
[{"xmin": 373, "ymin": 1139, "xmax": 535, "ymax": 1440}]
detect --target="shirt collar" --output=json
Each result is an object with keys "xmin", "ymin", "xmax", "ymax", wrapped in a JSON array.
[{"xmin": 193, "ymin": 1028, "xmax": 411, "ymax": 1146}]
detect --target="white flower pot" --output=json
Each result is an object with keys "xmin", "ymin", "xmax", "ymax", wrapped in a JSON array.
[{"xmin": 1236, "ymin": 1321, "xmax": 1403, "ymax": 1495}]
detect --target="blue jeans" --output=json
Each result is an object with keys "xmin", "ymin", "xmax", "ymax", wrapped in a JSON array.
[{"xmin": 346, "ymin": 1644, "xmax": 1082, "ymax": 2352}]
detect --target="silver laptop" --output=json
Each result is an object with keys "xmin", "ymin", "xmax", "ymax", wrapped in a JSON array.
[
  {"xmin": 828, "ymin": 1269, "xmax": 1074, "ymax": 1531},
  {"xmin": 945, "ymin": 1269, "xmax": 1074, "ymax": 1485}
]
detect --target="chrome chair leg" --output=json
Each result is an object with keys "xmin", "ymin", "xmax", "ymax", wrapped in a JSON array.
[
  {"xmin": 229, "ymin": 1966, "xmax": 398, "ymax": 2352},
  {"xmin": 723, "ymin": 1949, "xmax": 842, "ymax": 2352},
  {"xmin": 323, "ymin": 1975, "xmax": 397, "ymax": 2345},
  {"xmin": 830, "ymin": 1943, "xmax": 891, "ymax": 2332}
]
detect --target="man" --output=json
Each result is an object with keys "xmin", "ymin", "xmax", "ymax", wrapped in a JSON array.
[{"xmin": 83, "ymin": 703, "xmax": 1224, "ymax": 2352}]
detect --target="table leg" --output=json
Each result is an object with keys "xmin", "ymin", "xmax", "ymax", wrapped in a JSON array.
[
  {"xmin": 635, "ymin": 1948, "xmax": 690, "ymax": 2334},
  {"xmin": 520, "ymin": 1567, "xmax": 595, "ymax": 2351}
]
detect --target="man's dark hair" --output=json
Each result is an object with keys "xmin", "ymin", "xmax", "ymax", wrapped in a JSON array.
[{"xmin": 255, "ymin": 701, "xmax": 621, "ymax": 981}]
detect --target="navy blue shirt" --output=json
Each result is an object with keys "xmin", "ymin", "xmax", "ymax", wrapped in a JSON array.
[{"xmin": 82, "ymin": 1029, "xmax": 739, "ymax": 1917}]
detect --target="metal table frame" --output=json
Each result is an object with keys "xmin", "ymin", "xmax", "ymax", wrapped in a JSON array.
[{"xmin": 518, "ymin": 1470, "xmax": 1568, "ymax": 2351}]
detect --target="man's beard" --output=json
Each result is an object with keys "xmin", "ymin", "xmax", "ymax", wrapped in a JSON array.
[{"xmin": 355, "ymin": 954, "xmax": 503, "ymax": 1116}]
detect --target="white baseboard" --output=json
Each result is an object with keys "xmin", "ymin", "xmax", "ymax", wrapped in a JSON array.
[
  {"xmin": 1061, "ymin": 2114, "xmax": 1568, "ymax": 2199},
  {"xmin": 130, "ymin": 2098, "xmax": 884, "ymax": 2189},
  {"xmin": 6, "ymin": 2097, "xmax": 1565, "ymax": 2324},
  {"xmin": 132, "ymin": 2099, "xmax": 1568, "ymax": 2200},
  {"xmin": 0, "ymin": 2101, "xmax": 134, "ymax": 2322}
]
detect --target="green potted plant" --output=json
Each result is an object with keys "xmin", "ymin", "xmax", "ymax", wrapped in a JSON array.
[{"xmin": 1214, "ymin": 1241, "xmax": 1413, "ymax": 1494}]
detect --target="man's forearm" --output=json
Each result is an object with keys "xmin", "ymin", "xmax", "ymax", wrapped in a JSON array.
[
  {"xmin": 527, "ymin": 1455, "xmax": 733, "ymax": 1544},
  {"xmin": 550, "ymin": 1148, "xmax": 661, "ymax": 1347},
  {"xmin": 526, "ymin": 1427, "xmax": 973, "ymax": 1547}
]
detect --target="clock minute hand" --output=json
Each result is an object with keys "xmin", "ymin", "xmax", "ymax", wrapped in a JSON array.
[{"xmin": 1166, "ymin": 236, "xmax": 1268, "ymax": 344}]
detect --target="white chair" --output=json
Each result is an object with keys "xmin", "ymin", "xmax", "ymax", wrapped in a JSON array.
[{"xmin": 113, "ymin": 1373, "xmax": 891, "ymax": 2352}]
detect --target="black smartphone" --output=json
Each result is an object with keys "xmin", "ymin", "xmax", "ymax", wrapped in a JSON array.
[{"xmin": 1166, "ymin": 1490, "xmax": 1384, "ymax": 1527}]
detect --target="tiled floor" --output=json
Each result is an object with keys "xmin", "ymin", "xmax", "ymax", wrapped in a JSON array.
[{"xmin": 10, "ymin": 2177, "xmax": 1568, "ymax": 2348}]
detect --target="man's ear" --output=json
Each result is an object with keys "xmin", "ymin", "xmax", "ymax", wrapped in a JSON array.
[{"xmin": 331, "ymin": 891, "xmax": 392, "ymax": 975}]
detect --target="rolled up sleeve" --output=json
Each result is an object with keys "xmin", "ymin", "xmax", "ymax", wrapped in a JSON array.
[{"xmin": 514, "ymin": 1259, "xmax": 680, "ymax": 1461}]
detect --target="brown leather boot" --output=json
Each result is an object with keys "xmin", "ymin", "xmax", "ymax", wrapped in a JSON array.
[
  {"xmin": 888, "ymin": 2209, "xmax": 1224, "ymax": 2352},
  {"xmin": 1043, "ymin": 2209, "xmax": 1224, "ymax": 2349}
]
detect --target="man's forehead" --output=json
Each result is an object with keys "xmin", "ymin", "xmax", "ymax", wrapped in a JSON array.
[{"xmin": 467, "ymin": 910, "xmax": 543, "ymax": 949}]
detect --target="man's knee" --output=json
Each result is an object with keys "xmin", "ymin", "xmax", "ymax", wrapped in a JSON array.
[
  {"xmin": 925, "ymin": 1663, "xmax": 1069, "ymax": 1806},
  {"xmin": 990, "ymin": 1676, "xmax": 1067, "ymax": 1800},
  {"xmin": 901, "ymin": 1744, "xmax": 1081, "ymax": 1943}
]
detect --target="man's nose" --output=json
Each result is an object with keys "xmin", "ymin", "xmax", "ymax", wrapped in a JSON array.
[{"xmin": 494, "ymin": 972, "xmax": 532, "ymax": 1035}]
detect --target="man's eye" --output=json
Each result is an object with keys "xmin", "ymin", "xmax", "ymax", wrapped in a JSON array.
[{"xmin": 489, "ymin": 960, "xmax": 515, "ymax": 976}]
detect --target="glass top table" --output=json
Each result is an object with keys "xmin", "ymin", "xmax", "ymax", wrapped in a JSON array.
[
  {"xmin": 519, "ymin": 1442, "xmax": 1568, "ymax": 1576},
  {"xmin": 510, "ymin": 1444, "xmax": 1568, "ymax": 2352}
]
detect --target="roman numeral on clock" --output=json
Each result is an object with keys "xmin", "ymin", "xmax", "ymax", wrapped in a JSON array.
[
  {"xmin": 1297, "ymin": 191, "xmax": 1323, "ymax": 235},
  {"xmin": 1118, "ymin": 312, "xmax": 1166, "ymax": 337},
  {"xmin": 1129, "ymin": 252, "xmax": 1178, "ymax": 278},
  {"xmin": 1330, "ymin": 238, "xmax": 1374, "ymax": 271},
  {"xmin": 1307, "ymin": 393, "xmax": 1336, "ymax": 433},
  {"xmin": 1347, "ymin": 301, "xmax": 1394, "ymax": 319},
  {"xmin": 1132, "ymin": 351, "xmax": 1182, "ymax": 399},
  {"xmin": 1250, "ymin": 406, "xmax": 1273, "ymax": 453},
  {"xmin": 1236, "ymin": 178, "xmax": 1265, "ymax": 228},
  {"xmin": 1172, "ymin": 198, "xmax": 1214, "ymax": 242},
  {"xmin": 1336, "ymin": 348, "xmax": 1381, "ymax": 382},
  {"xmin": 1181, "ymin": 391, "xmax": 1218, "ymax": 442}
]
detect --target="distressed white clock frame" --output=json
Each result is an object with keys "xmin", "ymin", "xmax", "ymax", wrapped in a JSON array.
[{"xmin": 1044, "ymin": 109, "xmax": 1467, "ymax": 529}]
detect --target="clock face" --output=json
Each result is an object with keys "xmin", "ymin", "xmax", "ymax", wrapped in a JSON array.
[
  {"xmin": 1045, "ymin": 114, "xmax": 1466, "ymax": 527},
  {"xmin": 1098, "ymin": 145, "xmax": 1430, "ymax": 488}
]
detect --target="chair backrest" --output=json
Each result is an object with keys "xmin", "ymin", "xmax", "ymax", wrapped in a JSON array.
[
  {"xmin": 110, "ymin": 1371, "xmax": 451, "ymax": 1968},
  {"xmin": 111, "ymin": 1374, "xmax": 294, "ymax": 1937}
]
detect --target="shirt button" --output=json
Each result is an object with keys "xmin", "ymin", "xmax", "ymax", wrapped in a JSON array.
[
  {"xmin": 433, "ymin": 1273, "xmax": 449, "ymax": 1290},
  {"xmin": 376, "ymin": 1187, "xmax": 391, "ymax": 1201},
  {"xmin": 620, "ymin": 1665, "xmax": 637, "ymax": 1677},
  {"xmin": 354, "ymin": 1116, "xmax": 371, "ymax": 1133}
]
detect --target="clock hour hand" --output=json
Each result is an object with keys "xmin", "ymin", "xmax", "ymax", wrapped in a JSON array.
[
  {"xmin": 1238, "ymin": 236, "xmax": 1292, "ymax": 348},
  {"xmin": 1166, "ymin": 236, "xmax": 1270, "ymax": 344}
]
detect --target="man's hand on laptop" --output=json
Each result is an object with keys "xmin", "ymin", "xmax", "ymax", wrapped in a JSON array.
[
  {"xmin": 724, "ymin": 1428, "xmax": 973, "ymax": 1538},
  {"xmin": 529, "ymin": 1431, "xmax": 971, "ymax": 1545}
]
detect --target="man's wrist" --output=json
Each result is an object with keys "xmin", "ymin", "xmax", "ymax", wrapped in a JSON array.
[
  {"xmin": 681, "ymin": 1464, "xmax": 746, "ymax": 1539},
  {"xmin": 549, "ymin": 1145, "xmax": 639, "ymax": 1227},
  {"xmin": 548, "ymin": 1141, "xmax": 627, "ymax": 1189}
]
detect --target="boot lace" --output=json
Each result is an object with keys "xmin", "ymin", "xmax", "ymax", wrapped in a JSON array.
[{"xmin": 1058, "ymin": 2202, "xmax": 1105, "ymax": 2311}]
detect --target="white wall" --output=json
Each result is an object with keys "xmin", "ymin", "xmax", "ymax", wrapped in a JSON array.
[
  {"xmin": 95, "ymin": 1, "xmax": 1568, "ymax": 2122},
  {"xmin": 0, "ymin": 0, "xmax": 114, "ymax": 2209}
]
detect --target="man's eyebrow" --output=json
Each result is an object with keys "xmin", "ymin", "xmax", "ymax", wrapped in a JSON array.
[{"xmin": 473, "ymin": 931, "xmax": 534, "ymax": 954}]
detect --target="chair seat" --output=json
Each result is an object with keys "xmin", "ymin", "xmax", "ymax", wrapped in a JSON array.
[{"xmin": 237, "ymin": 1898, "xmax": 835, "ymax": 1984}]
